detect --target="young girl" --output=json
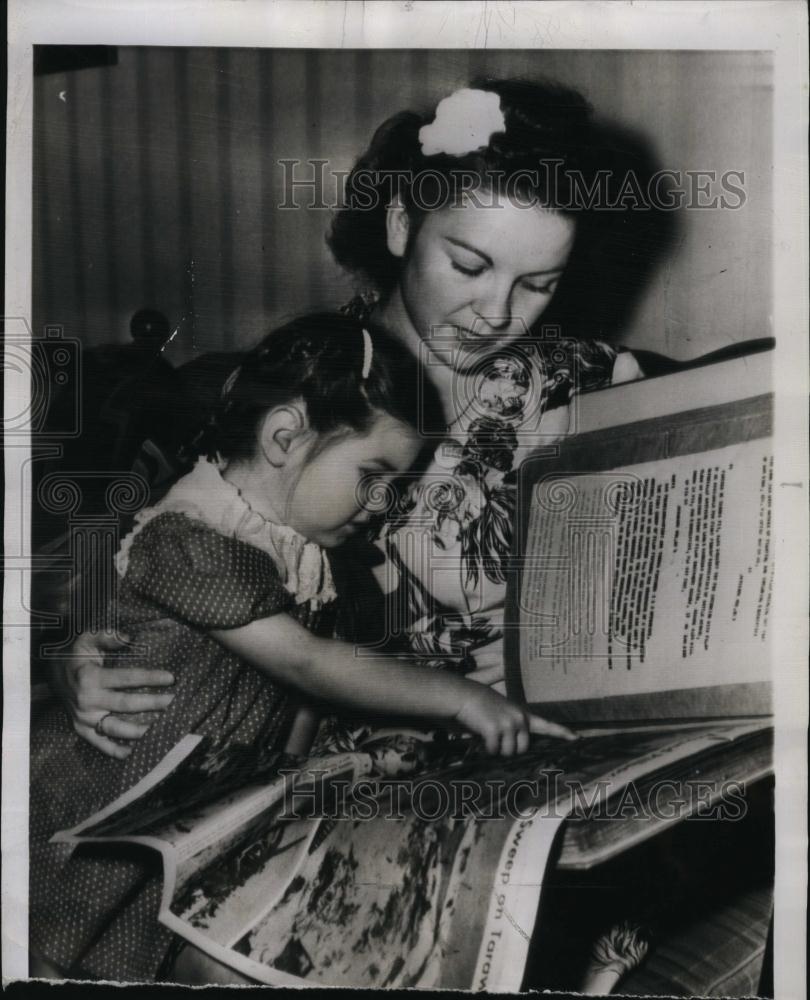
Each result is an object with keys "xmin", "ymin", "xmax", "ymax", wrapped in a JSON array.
[{"xmin": 30, "ymin": 312, "xmax": 574, "ymax": 981}]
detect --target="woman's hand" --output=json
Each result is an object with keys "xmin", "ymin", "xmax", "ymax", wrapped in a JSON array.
[
  {"xmin": 453, "ymin": 685, "xmax": 578, "ymax": 756},
  {"xmin": 50, "ymin": 631, "xmax": 175, "ymax": 759},
  {"xmin": 536, "ymin": 400, "xmax": 572, "ymax": 444},
  {"xmin": 465, "ymin": 639, "xmax": 507, "ymax": 695},
  {"xmin": 611, "ymin": 351, "xmax": 644, "ymax": 385}
]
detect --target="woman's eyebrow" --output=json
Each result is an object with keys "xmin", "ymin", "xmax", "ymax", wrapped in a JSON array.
[{"xmin": 445, "ymin": 237, "xmax": 492, "ymax": 265}]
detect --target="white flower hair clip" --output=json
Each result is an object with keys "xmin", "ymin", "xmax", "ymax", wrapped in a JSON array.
[{"xmin": 419, "ymin": 88, "xmax": 506, "ymax": 158}]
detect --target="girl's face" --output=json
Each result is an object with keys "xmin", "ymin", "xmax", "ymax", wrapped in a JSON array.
[
  {"xmin": 286, "ymin": 413, "xmax": 422, "ymax": 548},
  {"xmin": 388, "ymin": 195, "xmax": 576, "ymax": 373}
]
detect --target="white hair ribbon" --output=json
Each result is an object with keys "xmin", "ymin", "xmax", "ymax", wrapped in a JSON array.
[
  {"xmin": 221, "ymin": 364, "xmax": 242, "ymax": 399},
  {"xmin": 361, "ymin": 328, "xmax": 373, "ymax": 380}
]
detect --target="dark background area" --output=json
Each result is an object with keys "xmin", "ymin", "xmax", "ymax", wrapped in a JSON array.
[{"xmin": 32, "ymin": 47, "xmax": 772, "ymax": 366}]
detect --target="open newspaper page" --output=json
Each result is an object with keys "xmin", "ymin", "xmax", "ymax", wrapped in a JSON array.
[
  {"xmin": 50, "ymin": 728, "xmax": 563, "ymax": 988},
  {"xmin": 50, "ymin": 733, "xmax": 381, "ymax": 981},
  {"xmin": 52, "ymin": 722, "xmax": 770, "ymax": 988},
  {"xmin": 507, "ymin": 353, "xmax": 773, "ymax": 722}
]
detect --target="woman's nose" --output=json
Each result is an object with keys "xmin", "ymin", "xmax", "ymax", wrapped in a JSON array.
[{"xmin": 473, "ymin": 281, "xmax": 513, "ymax": 330}]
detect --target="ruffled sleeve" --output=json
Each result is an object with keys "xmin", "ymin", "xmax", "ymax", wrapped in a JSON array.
[{"xmin": 123, "ymin": 512, "xmax": 293, "ymax": 628}]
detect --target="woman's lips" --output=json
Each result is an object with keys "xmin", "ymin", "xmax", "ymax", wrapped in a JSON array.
[
  {"xmin": 453, "ymin": 325, "xmax": 486, "ymax": 343},
  {"xmin": 455, "ymin": 328, "xmax": 502, "ymax": 353}
]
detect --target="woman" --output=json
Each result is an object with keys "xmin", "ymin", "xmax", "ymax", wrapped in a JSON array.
[
  {"xmin": 328, "ymin": 80, "xmax": 648, "ymax": 695},
  {"xmin": 55, "ymin": 78, "xmax": 648, "ymax": 757}
]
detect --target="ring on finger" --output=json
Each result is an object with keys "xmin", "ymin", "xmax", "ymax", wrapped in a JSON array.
[{"xmin": 95, "ymin": 712, "xmax": 113, "ymax": 737}]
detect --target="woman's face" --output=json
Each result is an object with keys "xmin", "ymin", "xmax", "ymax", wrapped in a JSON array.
[{"xmin": 388, "ymin": 195, "xmax": 576, "ymax": 373}]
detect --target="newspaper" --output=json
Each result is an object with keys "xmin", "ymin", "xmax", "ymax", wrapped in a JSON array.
[
  {"xmin": 49, "ymin": 721, "xmax": 770, "ymax": 988},
  {"xmin": 508, "ymin": 353, "xmax": 773, "ymax": 721}
]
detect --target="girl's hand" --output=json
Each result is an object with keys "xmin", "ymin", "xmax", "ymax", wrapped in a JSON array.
[
  {"xmin": 50, "ymin": 631, "xmax": 175, "ymax": 759},
  {"xmin": 453, "ymin": 685, "xmax": 578, "ymax": 756}
]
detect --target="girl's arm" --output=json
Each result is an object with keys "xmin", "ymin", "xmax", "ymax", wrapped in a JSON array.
[{"xmin": 211, "ymin": 613, "xmax": 576, "ymax": 756}]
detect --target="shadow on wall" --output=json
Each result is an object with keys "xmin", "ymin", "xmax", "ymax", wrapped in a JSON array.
[
  {"xmin": 539, "ymin": 116, "xmax": 681, "ymax": 347},
  {"xmin": 32, "ymin": 47, "xmax": 769, "ymax": 362}
]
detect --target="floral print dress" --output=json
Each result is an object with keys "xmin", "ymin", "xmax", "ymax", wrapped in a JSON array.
[{"xmin": 344, "ymin": 294, "xmax": 623, "ymax": 677}]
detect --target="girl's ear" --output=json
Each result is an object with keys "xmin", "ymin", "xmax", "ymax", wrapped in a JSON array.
[
  {"xmin": 258, "ymin": 404, "xmax": 310, "ymax": 468},
  {"xmin": 385, "ymin": 200, "xmax": 410, "ymax": 259}
]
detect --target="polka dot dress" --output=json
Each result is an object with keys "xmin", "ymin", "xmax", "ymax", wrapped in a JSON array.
[{"xmin": 30, "ymin": 513, "xmax": 331, "ymax": 981}]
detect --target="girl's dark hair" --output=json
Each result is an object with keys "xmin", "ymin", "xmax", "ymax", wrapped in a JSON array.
[
  {"xmin": 328, "ymin": 77, "xmax": 597, "ymax": 299},
  {"xmin": 194, "ymin": 312, "xmax": 444, "ymax": 463}
]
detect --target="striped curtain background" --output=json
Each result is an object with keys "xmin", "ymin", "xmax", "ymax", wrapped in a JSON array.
[{"xmin": 33, "ymin": 48, "xmax": 772, "ymax": 365}]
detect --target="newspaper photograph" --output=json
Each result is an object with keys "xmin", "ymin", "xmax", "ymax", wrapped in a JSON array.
[
  {"xmin": 3, "ymin": 1, "xmax": 807, "ymax": 995},
  {"xmin": 43, "ymin": 722, "xmax": 771, "ymax": 988}
]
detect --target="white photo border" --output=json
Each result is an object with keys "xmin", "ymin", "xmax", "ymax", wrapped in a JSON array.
[{"xmin": 4, "ymin": 1, "xmax": 808, "ymax": 991}]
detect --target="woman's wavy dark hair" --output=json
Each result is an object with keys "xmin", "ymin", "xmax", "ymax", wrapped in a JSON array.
[
  {"xmin": 192, "ymin": 312, "xmax": 444, "ymax": 463},
  {"xmin": 327, "ymin": 77, "xmax": 598, "ymax": 299}
]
